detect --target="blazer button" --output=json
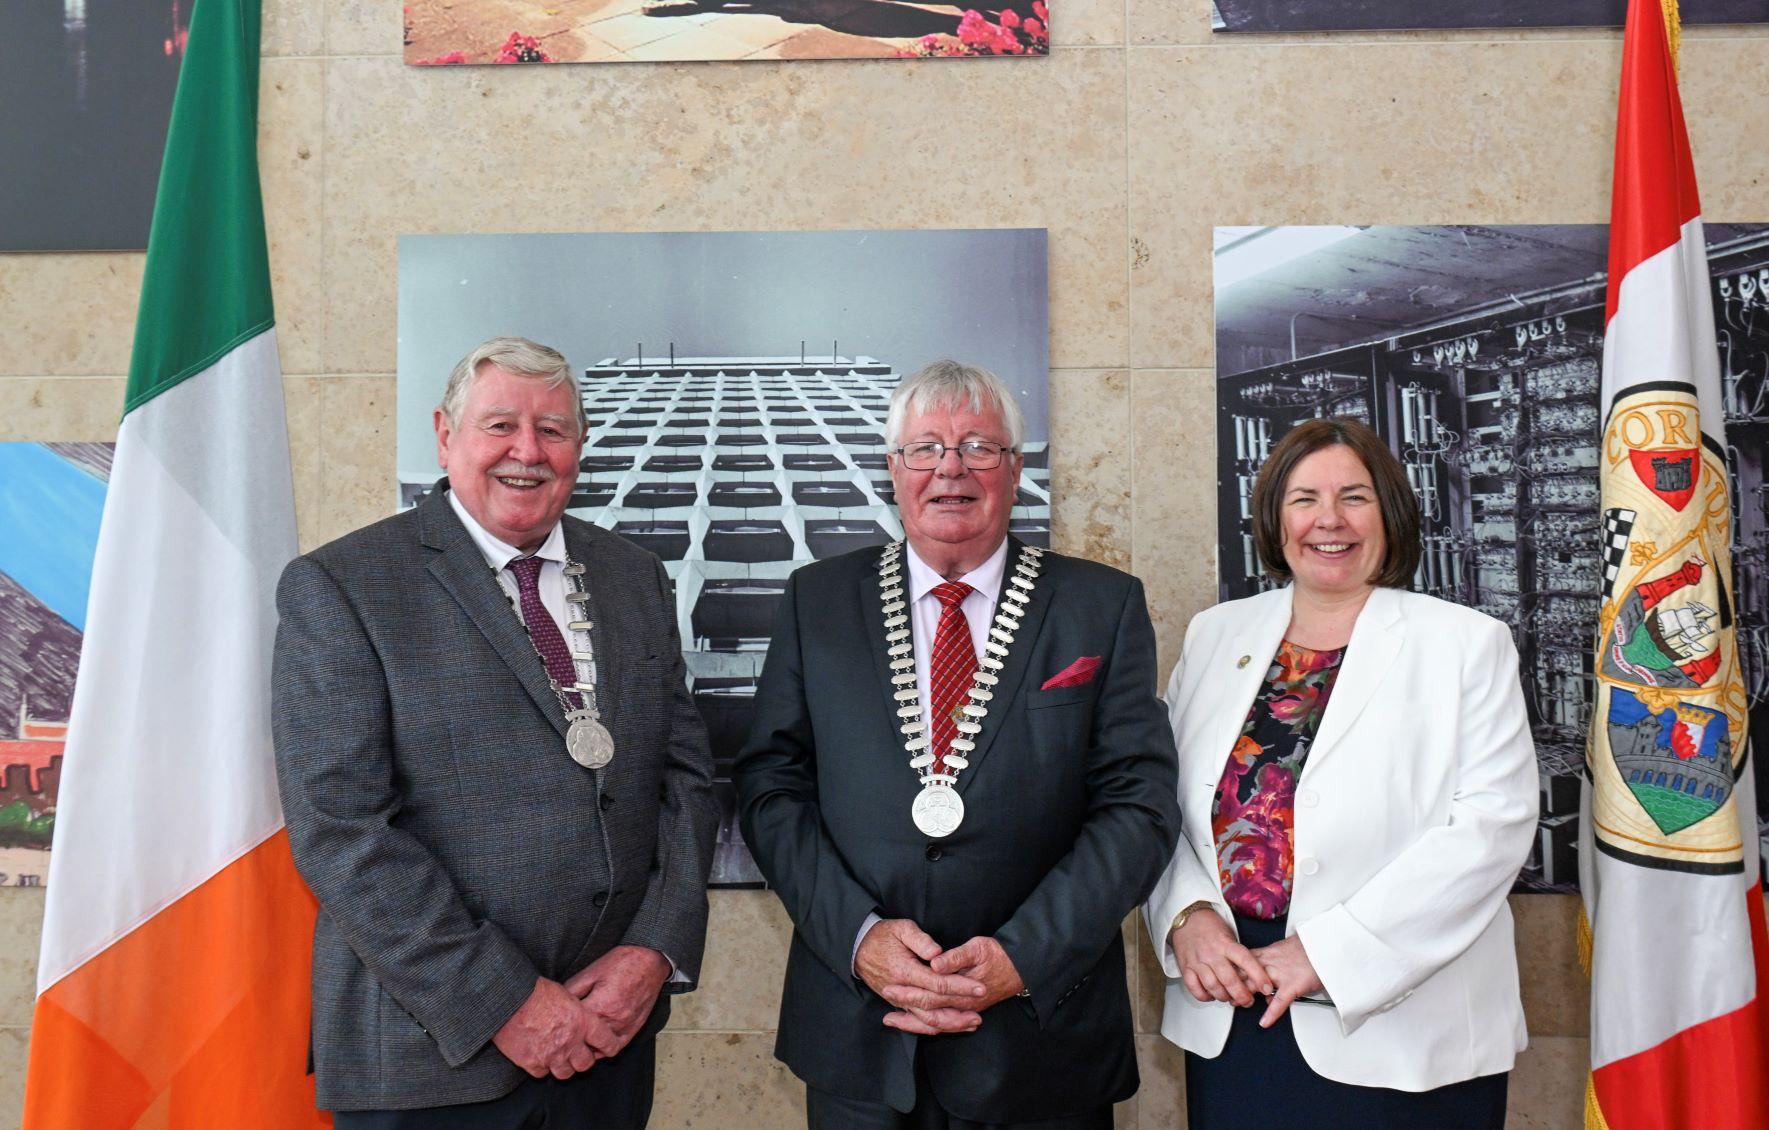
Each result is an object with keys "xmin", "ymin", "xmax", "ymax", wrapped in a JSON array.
[
  {"xmin": 1297, "ymin": 789, "xmax": 1318, "ymax": 808},
  {"xmin": 600, "ymin": 792, "xmax": 616, "ymax": 811},
  {"xmin": 1298, "ymin": 856, "xmax": 1319, "ymax": 876},
  {"xmin": 925, "ymin": 845, "xmax": 943, "ymax": 862},
  {"xmin": 592, "ymin": 891, "xmax": 609, "ymax": 907}
]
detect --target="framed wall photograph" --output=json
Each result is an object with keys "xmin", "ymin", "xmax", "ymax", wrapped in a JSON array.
[{"xmin": 1212, "ymin": 0, "xmax": 1769, "ymax": 32}]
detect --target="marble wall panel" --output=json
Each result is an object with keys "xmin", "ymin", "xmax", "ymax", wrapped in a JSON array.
[
  {"xmin": 0, "ymin": 259, "xmax": 143, "ymax": 377},
  {"xmin": 670, "ymin": 890, "xmax": 791, "ymax": 1032},
  {"xmin": 312, "ymin": 376, "xmax": 399, "ymax": 550},
  {"xmin": 652, "ymin": 1031, "xmax": 804, "ymax": 1127},
  {"xmin": 318, "ymin": 49, "xmax": 1128, "ymax": 376},
  {"xmin": 262, "ymin": 0, "xmax": 326, "ymax": 56},
  {"xmin": 1514, "ymin": 893, "xmax": 1588, "ymax": 1039},
  {"xmin": 1050, "ymin": 369, "xmax": 1133, "ymax": 571},
  {"xmin": 1508, "ymin": 1036, "xmax": 1588, "ymax": 1129},
  {"xmin": 261, "ymin": 61, "xmax": 329, "ymax": 378},
  {"xmin": 0, "ymin": 379, "xmax": 127, "ymax": 442},
  {"xmin": 0, "ymin": 894, "xmax": 44, "ymax": 1030},
  {"xmin": 0, "ymin": 1027, "xmax": 28, "ymax": 1128},
  {"xmin": 1127, "ymin": 369, "xmax": 1215, "ymax": 674}
]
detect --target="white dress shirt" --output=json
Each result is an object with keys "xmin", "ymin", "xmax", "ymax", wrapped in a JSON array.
[{"xmin": 853, "ymin": 537, "xmax": 1010, "ymax": 969}]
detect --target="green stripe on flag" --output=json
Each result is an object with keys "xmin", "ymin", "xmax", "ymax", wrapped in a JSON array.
[{"xmin": 124, "ymin": 0, "xmax": 272, "ymax": 417}]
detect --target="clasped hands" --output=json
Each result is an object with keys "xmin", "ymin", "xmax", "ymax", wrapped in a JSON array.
[
  {"xmin": 1169, "ymin": 907, "xmax": 1322, "ymax": 1028},
  {"xmin": 491, "ymin": 944, "xmax": 670, "ymax": 1079},
  {"xmin": 856, "ymin": 918, "xmax": 1023, "ymax": 1036}
]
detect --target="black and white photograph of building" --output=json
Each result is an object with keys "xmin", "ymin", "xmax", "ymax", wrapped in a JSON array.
[
  {"xmin": 398, "ymin": 229, "xmax": 1050, "ymax": 885},
  {"xmin": 1211, "ymin": 0, "xmax": 1769, "ymax": 32},
  {"xmin": 1213, "ymin": 224, "xmax": 1769, "ymax": 892}
]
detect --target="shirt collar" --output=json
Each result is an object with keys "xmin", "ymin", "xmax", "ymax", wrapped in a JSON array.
[
  {"xmin": 904, "ymin": 537, "xmax": 1010, "ymax": 606},
  {"xmin": 447, "ymin": 486, "xmax": 567, "ymax": 572}
]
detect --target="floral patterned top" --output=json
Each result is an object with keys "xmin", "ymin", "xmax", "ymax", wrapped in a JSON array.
[{"xmin": 1212, "ymin": 640, "xmax": 1346, "ymax": 920}]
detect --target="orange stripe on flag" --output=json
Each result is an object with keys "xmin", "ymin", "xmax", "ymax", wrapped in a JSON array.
[
  {"xmin": 1590, "ymin": 885, "xmax": 1769, "ymax": 1130},
  {"xmin": 23, "ymin": 831, "xmax": 331, "ymax": 1130}
]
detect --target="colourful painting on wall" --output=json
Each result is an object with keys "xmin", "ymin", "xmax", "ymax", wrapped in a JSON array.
[
  {"xmin": 0, "ymin": 443, "xmax": 112, "ymax": 887},
  {"xmin": 403, "ymin": 0, "xmax": 1047, "ymax": 63}
]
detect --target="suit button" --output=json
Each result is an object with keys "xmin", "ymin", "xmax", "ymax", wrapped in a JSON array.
[
  {"xmin": 600, "ymin": 792, "xmax": 616, "ymax": 811},
  {"xmin": 1298, "ymin": 789, "xmax": 1318, "ymax": 808},
  {"xmin": 592, "ymin": 891, "xmax": 609, "ymax": 907},
  {"xmin": 925, "ymin": 845, "xmax": 943, "ymax": 862},
  {"xmin": 1298, "ymin": 856, "xmax": 1319, "ymax": 876}
]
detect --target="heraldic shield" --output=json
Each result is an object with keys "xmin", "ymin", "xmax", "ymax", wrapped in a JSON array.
[{"xmin": 1591, "ymin": 387, "xmax": 1750, "ymax": 872}]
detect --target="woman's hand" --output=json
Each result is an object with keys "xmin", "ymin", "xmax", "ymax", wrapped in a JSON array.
[
  {"xmin": 1249, "ymin": 934, "xmax": 1324, "ymax": 1028},
  {"xmin": 1170, "ymin": 906, "xmax": 1273, "ymax": 1007}
]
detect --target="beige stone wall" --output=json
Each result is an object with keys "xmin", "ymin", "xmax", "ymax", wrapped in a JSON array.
[{"xmin": 5, "ymin": 3, "xmax": 1767, "ymax": 1123}]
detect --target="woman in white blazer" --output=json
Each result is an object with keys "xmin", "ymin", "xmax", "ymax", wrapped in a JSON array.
[{"xmin": 1143, "ymin": 418, "xmax": 1538, "ymax": 1129}]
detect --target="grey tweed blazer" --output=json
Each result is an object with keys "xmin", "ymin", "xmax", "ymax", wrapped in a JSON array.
[{"xmin": 273, "ymin": 483, "xmax": 717, "ymax": 1111}]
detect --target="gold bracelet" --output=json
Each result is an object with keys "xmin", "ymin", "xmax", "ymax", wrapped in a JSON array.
[{"xmin": 1170, "ymin": 900, "xmax": 1217, "ymax": 935}]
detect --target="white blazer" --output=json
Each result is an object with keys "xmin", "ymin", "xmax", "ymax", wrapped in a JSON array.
[{"xmin": 1142, "ymin": 585, "xmax": 1539, "ymax": 1091}]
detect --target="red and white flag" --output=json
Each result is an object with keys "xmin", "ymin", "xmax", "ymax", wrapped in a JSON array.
[
  {"xmin": 21, "ymin": 0, "xmax": 326, "ymax": 1124},
  {"xmin": 1580, "ymin": 2, "xmax": 1769, "ymax": 1128}
]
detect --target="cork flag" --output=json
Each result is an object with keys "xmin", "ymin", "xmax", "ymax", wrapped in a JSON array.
[
  {"xmin": 1579, "ymin": 2, "xmax": 1769, "ymax": 1128},
  {"xmin": 20, "ymin": 0, "xmax": 326, "ymax": 1124}
]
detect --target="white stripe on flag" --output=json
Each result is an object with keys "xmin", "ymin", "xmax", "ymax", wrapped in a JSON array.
[
  {"xmin": 1601, "ymin": 217, "xmax": 1725, "ymax": 436},
  {"xmin": 38, "ymin": 329, "xmax": 294, "ymax": 991}
]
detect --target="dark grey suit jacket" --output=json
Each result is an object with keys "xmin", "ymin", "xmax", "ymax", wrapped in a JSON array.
[
  {"xmin": 733, "ymin": 541, "xmax": 1180, "ymax": 1122},
  {"xmin": 273, "ymin": 484, "xmax": 717, "ymax": 1111}
]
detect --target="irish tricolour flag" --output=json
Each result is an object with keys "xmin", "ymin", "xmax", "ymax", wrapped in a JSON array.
[
  {"xmin": 1579, "ymin": 2, "xmax": 1769, "ymax": 1127},
  {"xmin": 21, "ymin": 0, "xmax": 325, "ymax": 1125}
]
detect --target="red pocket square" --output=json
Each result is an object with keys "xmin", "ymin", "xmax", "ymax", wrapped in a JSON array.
[{"xmin": 1041, "ymin": 656, "xmax": 1101, "ymax": 690}]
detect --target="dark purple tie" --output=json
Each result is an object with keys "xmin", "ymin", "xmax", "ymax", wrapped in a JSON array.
[{"xmin": 507, "ymin": 556, "xmax": 581, "ymax": 709}]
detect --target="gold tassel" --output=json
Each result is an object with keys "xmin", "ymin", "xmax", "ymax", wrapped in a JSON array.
[
  {"xmin": 1661, "ymin": 0, "xmax": 1682, "ymax": 72},
  {"xmin": 1577, "ymin": 904, "xmax": 1594, "ymax": 977}
]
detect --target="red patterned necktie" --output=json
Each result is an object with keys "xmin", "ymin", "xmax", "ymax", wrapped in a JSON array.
[
  {"xmin": 928, "ymin": 581, "xmax": 977, "ymax": 774},
  {"xmin": 507, "ymin": 556, "xmax": 581, "ymax": 710}
]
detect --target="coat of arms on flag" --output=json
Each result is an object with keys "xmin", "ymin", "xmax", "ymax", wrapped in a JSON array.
[{"xmin": 1591, "ymin": 387, "xmax": 1747, "ymax": 872}]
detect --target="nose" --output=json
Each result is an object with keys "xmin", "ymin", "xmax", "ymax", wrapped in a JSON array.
[
  {"xmin": 1316, "ymin": 498, "xmax": 1345, "ymax": 527},
  {"xmin": 508, "ymin": 423, "xmax": 545, "ymax": 464},
  {"xmin": 933, "ymin": 446, "xmax": 969, "ymax": 476}
]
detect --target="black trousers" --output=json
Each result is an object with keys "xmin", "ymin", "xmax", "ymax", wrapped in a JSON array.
[
  {"xmin": 1185, "ymin": 915, "xmax": 1507, "ymax": 1130},
  {"xmin": 806, "ymin": 1048, "xmax": 1113, "ymax": 1130},
  {"xmin": 332, "ymin": 1036, "xmax": 656, "ymax": 1130}
]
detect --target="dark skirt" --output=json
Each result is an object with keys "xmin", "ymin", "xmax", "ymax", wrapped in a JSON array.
[{"xmin": 1184, "ymin": 913, "xmax": 1508, "ymax": 1130}]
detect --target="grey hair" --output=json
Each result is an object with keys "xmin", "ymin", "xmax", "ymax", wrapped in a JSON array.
[
  {"xmin": 884, "ymin": 360, "xmax": 1025, "ymax": 452},
  {"xmin": 438, "ymin": 337, "xmax": 584, "ymax": 434}
]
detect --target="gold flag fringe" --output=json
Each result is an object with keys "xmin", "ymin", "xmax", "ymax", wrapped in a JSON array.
[{"xmin": 1661, "ymin": 0, "xmax": 1682, "ymax": 71}]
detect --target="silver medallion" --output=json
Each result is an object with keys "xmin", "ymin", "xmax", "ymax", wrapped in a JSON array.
[
  {"xmin": 912, "ymin": 783, "xmax": 965, "ymax": 838},
  {"xmin": 567, "ymin": 717, "xmax": 616, "ymax": 769}
]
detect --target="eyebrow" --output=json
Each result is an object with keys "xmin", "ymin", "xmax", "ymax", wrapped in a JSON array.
[
  {"xmin": 476, "ymin": 406, "xmax": 575, "ymax": 425},
  {"xmin": 1286, "ymin": 482, "xmax": 1374, "ymax": 496}
]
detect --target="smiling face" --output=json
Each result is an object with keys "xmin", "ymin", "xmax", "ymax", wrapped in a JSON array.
[
  {"xmin": 888, "ymin": 401, "xmax": 1021, "ymax": 580},
  {"xmin": 1279, "ymin": 443, "xmax": 1387, "ymax": 600},
  {"xmin": 435, "ymin": 363, "xmax": 584, "ymax": 551}
]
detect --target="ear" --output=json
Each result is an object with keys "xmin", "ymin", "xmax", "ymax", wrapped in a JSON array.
[{"xmin": 434, "ymin": 407, "xmax": 453, "ymax": 471}]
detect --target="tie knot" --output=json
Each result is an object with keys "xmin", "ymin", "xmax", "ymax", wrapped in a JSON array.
[
  {"xmin": 507, "ymin": 555, "xmax": 544, "ymax": 592},
  {"xmin": 931, "ymin": 581, "xmax": 973, "ymax": 610}
]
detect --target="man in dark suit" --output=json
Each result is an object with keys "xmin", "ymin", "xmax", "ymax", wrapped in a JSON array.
[
  {"xmin": 734, "ymin": 360, "xmax": 1181, "ymax": 1128},
  {"xmin": 273, "ymin": 337, "xmax": 717, "ymax": 1127}
]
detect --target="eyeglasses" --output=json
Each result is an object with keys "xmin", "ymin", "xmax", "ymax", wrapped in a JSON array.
[{"xmin": 891, "ymin": 440, "xmax": 1015, "ymax": 471}]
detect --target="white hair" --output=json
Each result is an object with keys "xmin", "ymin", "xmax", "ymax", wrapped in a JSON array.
[
  {"xmin": 438, "ymin": 336, "xmax": 583, "ymax": 433},
  {"xmin": 884, "ymin": 360, "xmax": 1025, "ymax": 452}
]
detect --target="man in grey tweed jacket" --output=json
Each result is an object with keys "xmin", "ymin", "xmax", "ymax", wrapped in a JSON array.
[{"xmin": 273, "ymin": 338, "xmax": 717, "ymax": 1127}]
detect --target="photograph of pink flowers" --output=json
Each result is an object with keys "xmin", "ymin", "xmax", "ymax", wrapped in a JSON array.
[{"xmin": 404, "ymin": 0, "xmax": 1047, "ymax": 62}]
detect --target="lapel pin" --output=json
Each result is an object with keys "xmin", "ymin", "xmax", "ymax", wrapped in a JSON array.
[{"xmin": 1236, "ymin": 655, "xmax": 1251, "ymax": 668}]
